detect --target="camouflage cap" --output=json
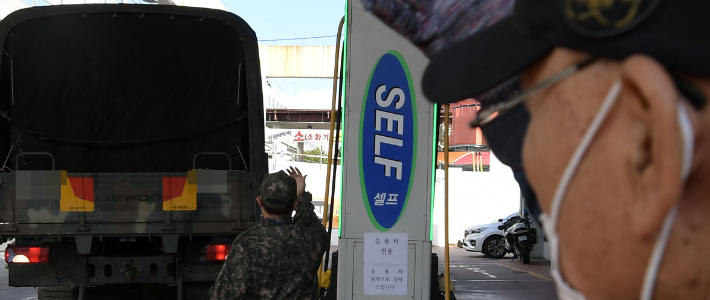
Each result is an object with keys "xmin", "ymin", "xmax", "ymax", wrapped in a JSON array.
[{"xmin": 260, "ymin": 171, "xmax": 297, "ymax": 210}]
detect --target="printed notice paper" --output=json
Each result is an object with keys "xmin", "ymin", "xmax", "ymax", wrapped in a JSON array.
[
  {"xmin": 363, "ymin": 232, "xmax": 407, "ymax": 265},
  {"xmin": 363, "ymin": 263, "xmax": 408, "ymax": 295},
  {"xmin": 363, "ymin": 233, "xmax": 408, "ymax": 295}
]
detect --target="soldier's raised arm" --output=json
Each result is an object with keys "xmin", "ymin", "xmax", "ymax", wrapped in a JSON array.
[
  {"xmin": 293, "ymin": 190, "xmax": 320, "ymax": 225},
  {"xmin": 287, "ymin": 167, "xmax": 321, "ymax": 225}
]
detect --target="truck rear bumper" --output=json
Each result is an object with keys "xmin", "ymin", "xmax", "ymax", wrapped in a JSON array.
[
  {"xmin": 8, "ymin": 237, "xmax": 228, "ymax": 287},
  {"xmin": 88, "ymin": 256, "xmax": 176, "ymax": 285}
]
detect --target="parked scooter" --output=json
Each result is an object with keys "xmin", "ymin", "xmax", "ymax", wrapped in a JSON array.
[{"xmin": 497, "ymin": 212, "xmax": 538, "ymax": 264}]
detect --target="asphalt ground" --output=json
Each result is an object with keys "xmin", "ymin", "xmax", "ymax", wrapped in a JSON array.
[{"xmin": 433, "ymin": 246, "xmax": 558, "ymax": 300}]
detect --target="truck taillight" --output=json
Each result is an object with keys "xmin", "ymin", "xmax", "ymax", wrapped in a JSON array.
[
  {"xmin": 206, "ymin": 244, "xmax": 232, "ymax": 261},
  {"xmin": 5, "ymin": 246, "xmax": 49, "ymax": 264}
]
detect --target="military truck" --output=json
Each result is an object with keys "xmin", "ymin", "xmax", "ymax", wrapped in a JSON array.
[{"xmin": 0, "ymin": 4, "xmax": 266, "ymax": 300}]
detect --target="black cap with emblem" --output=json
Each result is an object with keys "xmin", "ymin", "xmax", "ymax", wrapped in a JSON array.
[
  {"xmin": 418, "ymin": 0, "xmax": 710, "ymax": 222},
  {"xmin": 422, "ymin": 0, "xmax": 710, "ymax": 105}
]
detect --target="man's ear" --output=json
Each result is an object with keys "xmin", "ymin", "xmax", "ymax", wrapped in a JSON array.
[
  {"xmin": 621, "ymin": 55, "xmax": 687, "ymax": 241},
  {"xmin": 256, "ymin": 196, "xmax": 263, "ymax": 208}
]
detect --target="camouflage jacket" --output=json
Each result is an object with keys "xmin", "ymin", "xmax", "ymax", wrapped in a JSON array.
[{"xmin": 209, "ymin": 191, "xmax": 329, "ymax": 300}]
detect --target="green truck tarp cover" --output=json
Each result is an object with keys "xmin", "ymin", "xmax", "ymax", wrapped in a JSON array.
[{"xmin": 0, "ymin": 4, "xmax": 265, "ymax": 173}]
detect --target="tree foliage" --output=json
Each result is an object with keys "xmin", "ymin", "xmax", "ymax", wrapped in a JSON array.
[{"xmin": 302, "ymin": 148, "xmax": 341, "ymax": 165}]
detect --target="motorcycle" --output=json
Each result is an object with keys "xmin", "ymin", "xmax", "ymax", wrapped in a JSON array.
[{"xmin": 497, "ymin": 212, "xmax": 538, "ymax": 264}]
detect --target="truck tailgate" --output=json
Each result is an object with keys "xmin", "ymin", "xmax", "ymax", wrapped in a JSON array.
[{"xmin": 0, "ymin": 171, "xmax": 258, "ymax": 235}]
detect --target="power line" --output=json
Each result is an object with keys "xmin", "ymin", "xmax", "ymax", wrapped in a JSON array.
[
  {"xmin": 258, "ymin": 35, "xmax": 336, "ymax": 42},
  {"xmin": 270, "ymin": 79, "xmax": 287, "ymax": 95}
]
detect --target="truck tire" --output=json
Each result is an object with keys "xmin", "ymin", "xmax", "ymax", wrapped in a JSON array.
[{"xmin": 38, "ymin": 286, "xmax": 78, "ymax": 300}]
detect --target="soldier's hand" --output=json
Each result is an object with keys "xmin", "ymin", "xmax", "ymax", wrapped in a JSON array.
[{"xmin": 287, "ymin": 166, "xmax": 306, "ymax": 196}]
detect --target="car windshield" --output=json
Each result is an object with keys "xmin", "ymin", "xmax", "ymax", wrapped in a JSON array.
[{"xmin": 502, "ymin": 212, "xmax": 519, "ymax": 222}]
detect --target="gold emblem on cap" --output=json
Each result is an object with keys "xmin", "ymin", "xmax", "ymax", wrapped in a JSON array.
[{"xmin": 566, "ymin": 0, "xmax": 642, "ymax": 28}]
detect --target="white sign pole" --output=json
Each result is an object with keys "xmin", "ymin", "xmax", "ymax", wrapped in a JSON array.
[{"xmin": 338, "ymin": 1, "xmax": 435, "ymax": 299}]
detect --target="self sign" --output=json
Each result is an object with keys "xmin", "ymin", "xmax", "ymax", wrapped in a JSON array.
[{"xmin": 360, "ymin": 51, "xmax": 417, "ymax": 230}]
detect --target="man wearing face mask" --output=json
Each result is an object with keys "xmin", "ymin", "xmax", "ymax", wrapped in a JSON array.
[{"xmin": 362, "ymin": 0, "xmax": 709, "ymax": 299}]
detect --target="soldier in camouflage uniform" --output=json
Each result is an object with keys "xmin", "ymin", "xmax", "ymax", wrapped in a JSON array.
[{"xmin": 209, "ymin": 167, "xmax": 329, "ymax": 300}]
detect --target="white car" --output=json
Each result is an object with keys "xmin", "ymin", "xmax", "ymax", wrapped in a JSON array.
[{"xmin": 462, "ymin": 212, "xmax": 520, "ymax": 258}]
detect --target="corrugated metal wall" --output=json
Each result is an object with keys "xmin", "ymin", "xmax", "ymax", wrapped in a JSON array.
[{"xmin": 450, "ymin": 99, "xmax": 485, "ymax": 146}]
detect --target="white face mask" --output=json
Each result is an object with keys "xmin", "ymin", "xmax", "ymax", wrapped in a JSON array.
[{"xmin": 538, "ymin": 80, "xmax": 694, "ymax": 300}]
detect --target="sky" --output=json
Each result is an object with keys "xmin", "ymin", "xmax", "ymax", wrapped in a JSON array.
[
  {"xmin": 223, "ymin": 0, "xmax": 346, "ymax": 109},
  {"xmin": 223, "ymin": 1, "xmax": 345, "ymax": 46}
]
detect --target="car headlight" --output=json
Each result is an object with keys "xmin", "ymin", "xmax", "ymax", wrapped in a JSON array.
[{"xmin": 469, "ymin": 227, "xmax": 487, "ymax": 235}]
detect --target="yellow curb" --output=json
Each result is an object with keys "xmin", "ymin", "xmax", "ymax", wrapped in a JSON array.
[{"xmin": 494, "ymin": 263, "xmax": 553, "ymax": 281}]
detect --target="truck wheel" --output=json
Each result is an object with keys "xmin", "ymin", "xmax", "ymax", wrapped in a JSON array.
[{"xmin": 38, "ymin": 286, "xmax": 78, "ymax": 300}]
